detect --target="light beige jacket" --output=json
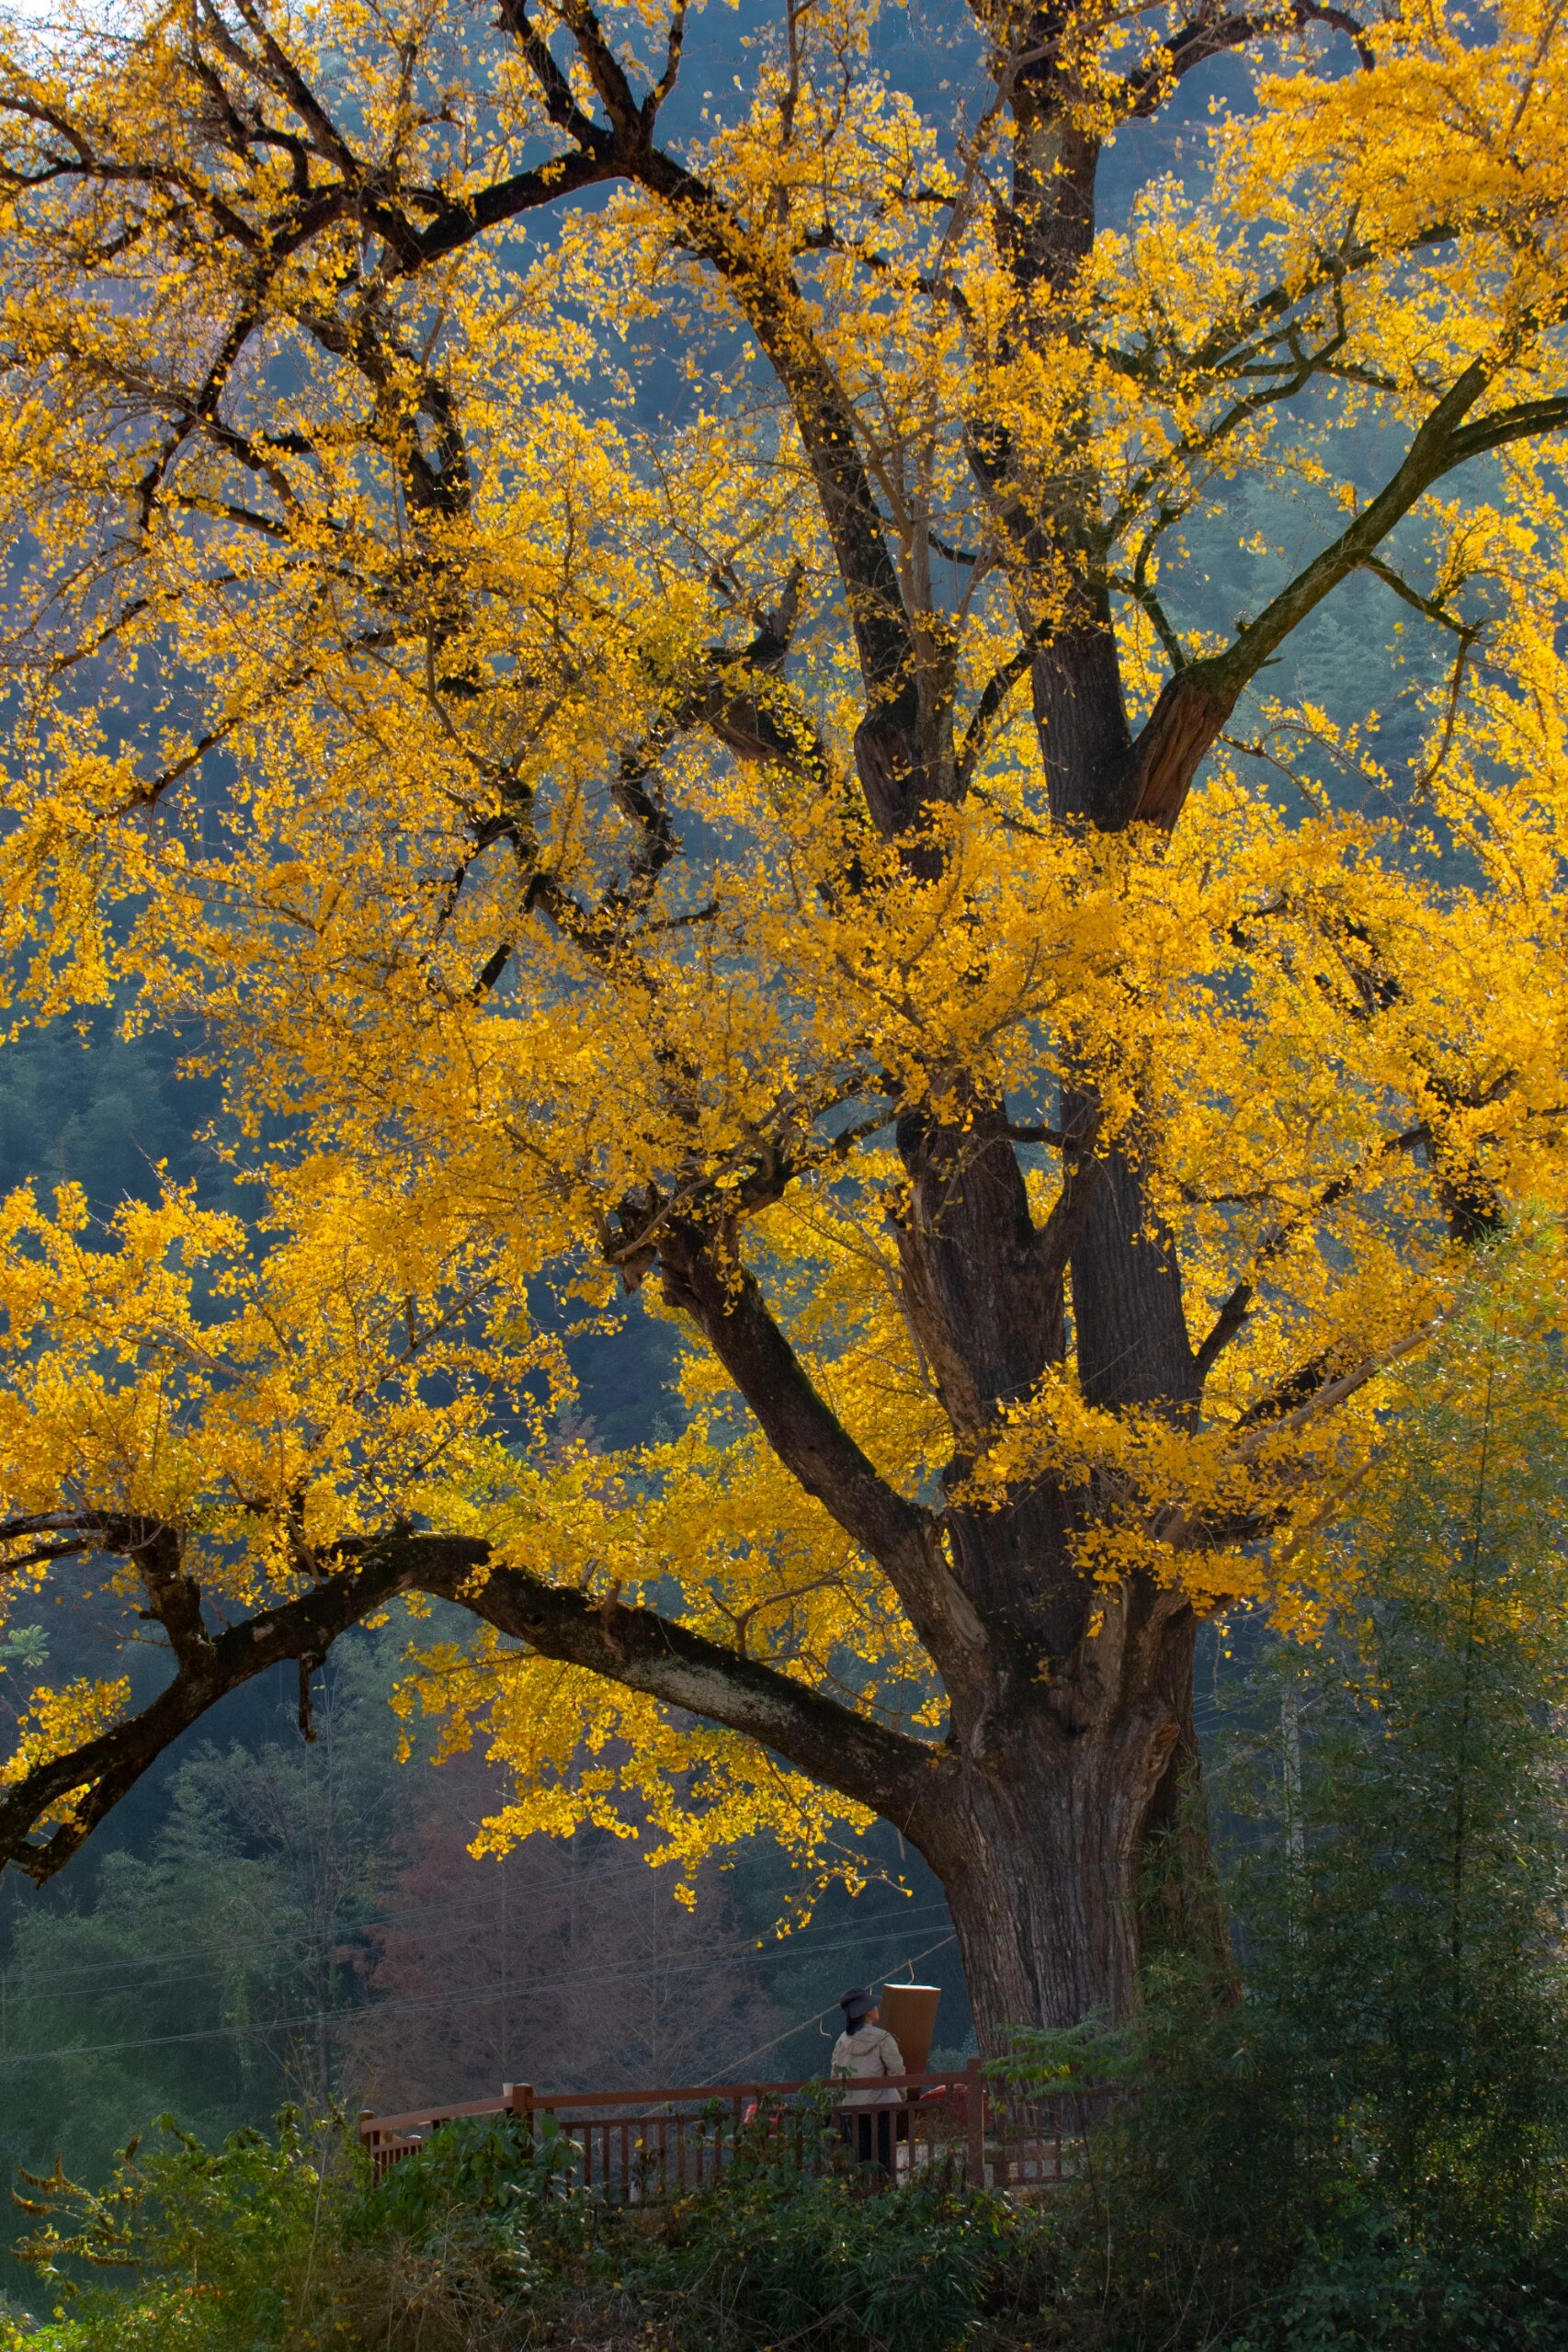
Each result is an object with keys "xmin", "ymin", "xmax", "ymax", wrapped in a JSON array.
[{"xmin": 830, "ymin": 2023, "xmax": 906, "ymax": 2107}]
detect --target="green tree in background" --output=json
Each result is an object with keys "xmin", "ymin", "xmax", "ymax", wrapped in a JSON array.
[
  {"xmin": 1244, "ymin": 1310, "xmax": 1568, "ymax": 2258},
  {"xmin": 0, "ymin": 1640, "xmax": 410, "ymax": 2316},
  {"xmin": 1019, "ymin": 1278, "xmax": 1568, "ymax": 2347},
  {"xmin": 0, "ymin": 1023, "xmax": 210, "ymax": 1214}
]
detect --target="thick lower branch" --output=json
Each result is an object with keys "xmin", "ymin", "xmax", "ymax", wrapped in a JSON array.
[
  {"xmin": 0, "ymin": 1540, "xmax": 415, "ymax": 1882},
  {"xmin": 423, "ymin": 1547, "xmax": 944, "ymax": 1828},
  {"xmin": 0, "ymin": 1529, "xmax": 949, "ymax": 1884}
]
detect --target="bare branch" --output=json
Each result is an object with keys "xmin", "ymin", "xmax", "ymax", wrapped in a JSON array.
[{"xmin": 1129, "ymin": 3, "xmax": 1374, "ymax": 114}]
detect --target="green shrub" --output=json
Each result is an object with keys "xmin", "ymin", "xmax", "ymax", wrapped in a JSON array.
[
  {"xmin": 350, "ymin": 2107, "xmax": 594, "ymax": 2289},
  {"xmin": 630, "ymin": 2096, "xmax": 1018, "ymax": 2350},
  {"xmin": 3, "ymin": 2107, "xmax": 592, "ymax": 2352},
  {"xmin": 1230, "ymin": 2221, "xmax": 1568, "ymax": 2352},
  {"xmin": 997, "ymin": 1983, "xmax": 1301, "ymax": 2347},
  {"xmin": 5, "ymin": 2094, "xmax": 1028, "ymax": 2352},
  {"xmin": 5, "ymin": 2109, "xmax": 356, "ymax": 2351}
]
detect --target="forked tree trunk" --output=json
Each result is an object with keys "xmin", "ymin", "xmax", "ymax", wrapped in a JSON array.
[
  {"xmin": 911, "ymin": 1578, "xmax": 1213, "ymax": 2044},
  {"xmin": 658, "ymin": 29, "xmax": 1240, "ymax": 2046},
  {"xmin": 870, "ymin": 1074, "xmax": 1220, "ymax": 2042}
]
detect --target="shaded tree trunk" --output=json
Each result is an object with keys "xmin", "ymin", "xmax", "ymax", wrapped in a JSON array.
[
  {"xmin": 932, "ymin": 1653, "xmax": 1196, "ymax": 2034},
  {"xmin": 913, "ymin": 1593, "xmax": 1218, "ymax": 2042},
  {"xmin": 653, "ymin": 633, "xmax": 1224, "ymax": 2043},
  {"xmin": 870, "ymin": 1052, "xmax": 1219, "ymax": 2041}
]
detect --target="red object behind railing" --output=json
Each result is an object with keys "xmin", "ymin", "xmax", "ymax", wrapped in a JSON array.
[{"xmin": 358, "ymin": 2060, "xmax": 1108, "ymax": 2200}]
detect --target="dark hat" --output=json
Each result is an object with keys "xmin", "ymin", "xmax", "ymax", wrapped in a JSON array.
[{"xmin": 839, "ymin": 1985, "xmax": 877, "ymax": 2027}]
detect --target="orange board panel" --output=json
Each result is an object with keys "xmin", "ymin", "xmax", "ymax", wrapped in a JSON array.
[{"xmin": 879, "ymin": 1983, "xmax": 941, "ymax": 2076}]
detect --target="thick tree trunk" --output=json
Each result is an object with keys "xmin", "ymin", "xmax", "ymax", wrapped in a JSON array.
[
  {"xmin": 910, "ymin": 1577, "xmax": 1210, "ymax": 2044},
  {"xmin": 646, "ymin": 64, "xmax": 1233, "ymax": 2032},
  {"xmin": 652, "ymin": 40, "xmax": 1233, "ymax": 2045},
  {"xmin": 878, "ymin": 1078, "xmax": 1217, "ymax": 2040}
]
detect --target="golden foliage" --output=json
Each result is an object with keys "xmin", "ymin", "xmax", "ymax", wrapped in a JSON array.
[{"xmin": 0, "ymin": 0, "xmax": 1566, "ymax": 1880}]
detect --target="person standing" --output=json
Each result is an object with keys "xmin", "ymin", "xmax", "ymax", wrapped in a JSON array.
[{"xmin": 829, "ymin": 1986, "xmax": 905, "ymax": 2176}]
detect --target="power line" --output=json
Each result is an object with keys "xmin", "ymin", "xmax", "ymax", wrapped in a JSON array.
[
  {"xmin": 0, "ymin": 1902, "xmax": 957, "ymax": 2069},
  {"xmin": 3, "ymin": 1832, "xmax": 916, "ymax": 1995},
  {"xmin": 0, "ymin": 1846, "xmax": 668, "ymax": 1997},
  {"xmin": 0, "ymin": 1858, "xmax": 934, "ymax": 2012},
  {"xmin": 715, "ymin": 1930, "xmax": 960, "ymax": 2076},
  {"xmin": 1, "ymin": 1828, "xmax": 930, "ymax": 1998}
]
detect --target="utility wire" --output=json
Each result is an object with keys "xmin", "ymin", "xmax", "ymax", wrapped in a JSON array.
[
  {"xmin": 0, "ymin": 1867, "xmax": 938, "ymax": 2012},
  {"xmin": 0, "ymin": 1831, "xmax": 927, "ymax": 1998},
  {"xmin": 714, "ymin": 1929, "xmax": 960, "ymax": 2077},
  {"xmin": 0, "ymin": 1846, "xmax": 670, "ymax": 1997},
  {"xmin": 0, "ymin": 1902, "xmax": 957, "ymax": 2069}
]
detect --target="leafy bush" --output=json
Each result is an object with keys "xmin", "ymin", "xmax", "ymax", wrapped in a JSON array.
[
  {"xmin": 1231, "ymin": 2220, "xmax": 1568, "ymax": 2352},
  {"xmin": 3, "ymin": 2109, "xmax": 356, "ymax": 2351},
  {"xmin": 628, "ymin": 2091, "xmax": 1021, "ymax": 2351},
  {"xmin": 351, "ymin": 2108, "xmax": 594, "ymax": 2290},
  {"xmin": 997, "ymin": 1982, "xmax": 1300, "ymax": 2347},
  {"xmin": 4, "ymin": 2090, "xmax": 1028, "ymax": 2352},
  {"xmin": 2, "ymin": 2106, "xmax": 595, "ymax": 2352}
]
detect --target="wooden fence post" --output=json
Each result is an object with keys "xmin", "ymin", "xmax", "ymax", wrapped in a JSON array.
[
  {"xmin": 503, "ymin": 2082, "xmax": 534, "ymax": 2137},
  {"xmin": 964, "ymin": 2056, "xmax": 984, "ymax": 2190}
]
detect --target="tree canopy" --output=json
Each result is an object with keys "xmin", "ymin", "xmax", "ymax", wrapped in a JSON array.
[{"xmin": 1, "ymin": 0, "xmax": 1566, "ymax": 2028}]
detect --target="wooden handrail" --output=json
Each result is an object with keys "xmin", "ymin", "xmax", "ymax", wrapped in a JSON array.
[
  {"xmin": 358, "ymin": 2091, "xmax": 528, "ymax": 2137},
  {"xmin": 358, "ymin": 2067, "xmax": 988, "ymax": 2140},
  {"xmin": 358, "ymin": 2058, "xmax": 1112, "ymax": 2198}
]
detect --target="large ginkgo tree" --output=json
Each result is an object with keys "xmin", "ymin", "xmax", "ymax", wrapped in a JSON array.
[{"xmin": 1, "ymin": 0, "xmax": 1567, "ymax": 2039}]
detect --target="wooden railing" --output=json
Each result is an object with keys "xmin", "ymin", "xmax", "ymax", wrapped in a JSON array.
[{"xmin": 358, "ymin": 2060, "xmax": 1111, "ymax": 2200}]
